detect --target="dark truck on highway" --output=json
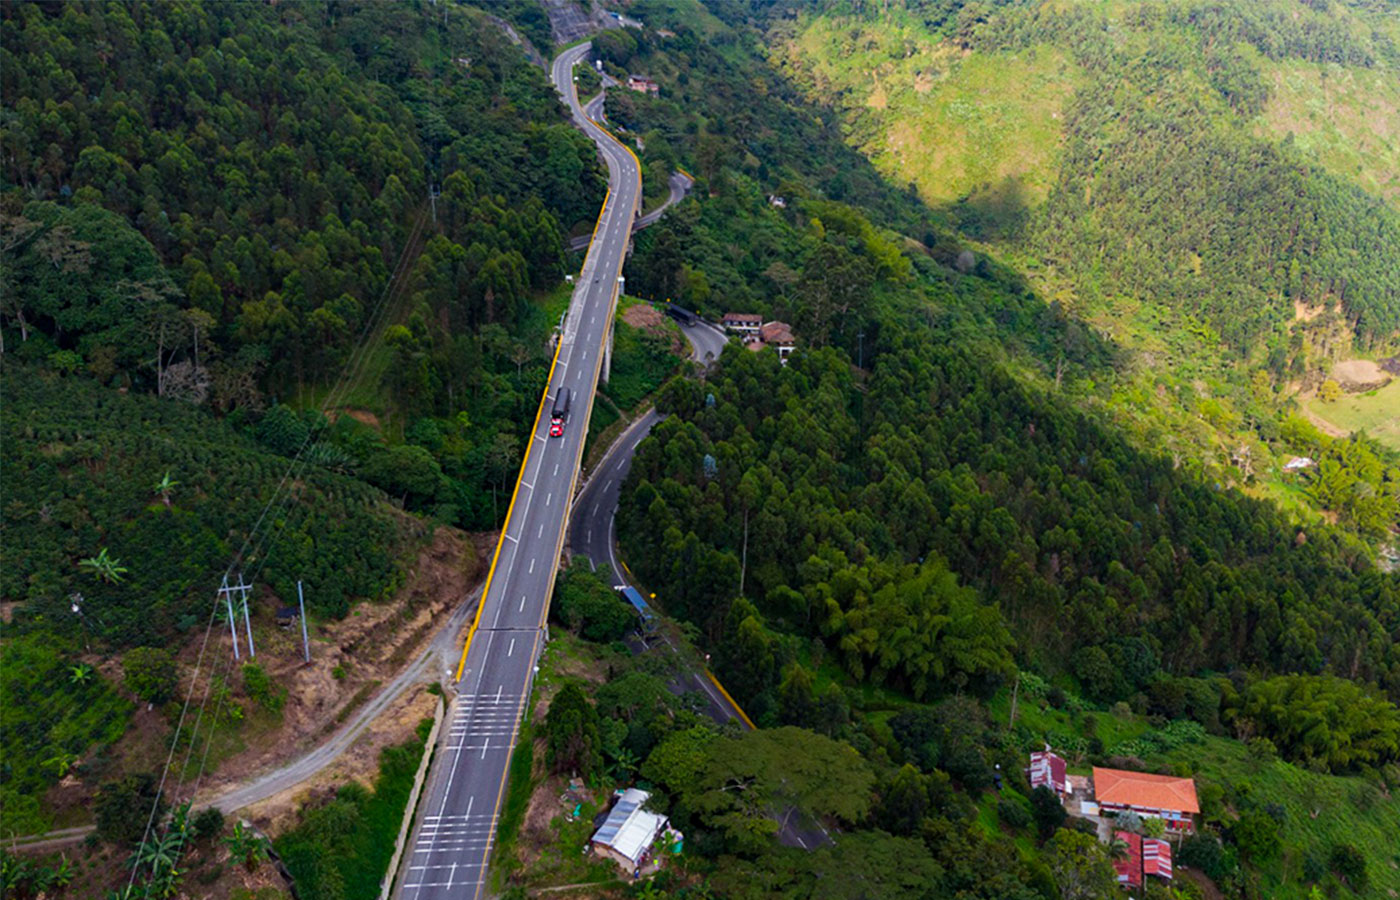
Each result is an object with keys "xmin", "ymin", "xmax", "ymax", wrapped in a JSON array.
[{"xmin": 549, "ymin": 387, "xmax": 571, "ymax": 437}]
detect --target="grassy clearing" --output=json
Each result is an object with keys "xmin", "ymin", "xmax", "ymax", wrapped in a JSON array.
[
  {"xmin": 1152, "ymin": 735, "xmax": 1400, "ymax": 900},
  {"xmin": 780, "ymin": 16, "xmax": 1078, "ymax": 212},
  {"xmin": 1256, "ymin": 56, "xmax": 1400, "ymax": 210},
  {"xmin": 1304, "ymin": 378, "xmax": 1400, "ymax": 451}
]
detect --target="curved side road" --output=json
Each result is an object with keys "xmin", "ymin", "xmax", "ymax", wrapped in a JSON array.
[{"xmin": 6, "ymin": 585, "xmax": 483, "ymax": 854}]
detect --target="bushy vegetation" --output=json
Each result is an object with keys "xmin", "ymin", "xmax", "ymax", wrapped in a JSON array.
[
  {"xmin": 276, "ymin": 718, "xmax": 433, "ymax": 900},
  {"xmin": 622, "ymin": 342, "xmax": 1400, "ymax": 719},
  {"xmin": 0, "ymin": 634, "xmax": 131, "ymax": 835},
  {"xmin": 3, "ymin": 368, "xmax": 412, "ymax": 645}
]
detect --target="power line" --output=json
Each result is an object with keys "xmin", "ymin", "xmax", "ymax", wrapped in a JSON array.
[{"xmin": 124, "ymin": 207, "xmax": 432, "ymax": 893}]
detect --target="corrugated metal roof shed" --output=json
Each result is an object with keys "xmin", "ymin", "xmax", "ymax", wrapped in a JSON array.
[{"xmin": 592, "ymin": 788, "xmax": 667, "ymax": 866}]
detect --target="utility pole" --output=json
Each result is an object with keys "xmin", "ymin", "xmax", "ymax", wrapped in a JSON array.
[
  {"xmin": 220, "ymin": 573, "xmax": 255, "ymax": 659},
  {"xmin": 297, "ymin": 580, "xmax": 311, "ymax": 663},
  {"xmin": 219, "ymin": 575, "xmax": 241, "ymax": 660},
  {"xmin": 739, "ymin": 508, "xmax": 749, "ymax": 598},
  {"xmin": 1008, "ymin": 671, "xmax": 1021, "ymax": 730},
  {"xmin": 428, "ymin": 183, "xmax": 441, "ymax": 224}
]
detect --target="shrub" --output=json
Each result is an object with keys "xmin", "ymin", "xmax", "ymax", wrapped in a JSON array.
[
  {"xmin": 1230, "ymin": 810, "xmax": 1280, "ymax": 862},
  {"xmin": 123, "ymin": 647, "xmax": 178, "ymax": 704},
  {"xmin": 95, "ymin": 772, "xmax": 165, "ymax": 846},
  {"xmin": 1180, "ymin": 834, "xmax": 1234, "ymax": 881},
  {"xmin": 1029, "ymin": 785, "xmax": 1066, "ymax": 841},
  {"xmin": 1329, "ymin": 843, "xmax": 1367, "ymax": 891},
  {"xmin": 192, "ymin": 807, "xmax": 225, "ymax": 841},
  {"xmin": 997, "ymin": 796, "xmax": 1031, "ymax": 829},
  {"xmin": 241, "ymin": 663, "xmax": 286, "ymax": 714}
]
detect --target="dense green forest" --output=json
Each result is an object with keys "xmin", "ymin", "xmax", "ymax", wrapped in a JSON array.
[
  {"xmin": 567, "ymin": 3, "xmax": 1400, "ymax": 898},
  {"xmin": 2, "ymin": 0, "xmax": 606, "ymax": 531},
  {"xmin": 0, "ymin": 0, "xmax": 605, "ymax": 849},
  {"xmin": 764, "ymin": 0, "xmax": 1400, "ymax": 356}
]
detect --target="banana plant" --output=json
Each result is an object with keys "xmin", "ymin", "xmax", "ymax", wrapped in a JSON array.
[
  {"xmin": 78, "ymin": 547, "xmax": 128, "ymax": 584},
  {"xmin": 153, "ymin": 471, "xmax": 178, "ymax": 507}
]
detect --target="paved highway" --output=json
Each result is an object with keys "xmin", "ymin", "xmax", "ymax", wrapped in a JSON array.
[{"xmin": 394, "ymin": 42, "xmax": 640, "ymax": 900}]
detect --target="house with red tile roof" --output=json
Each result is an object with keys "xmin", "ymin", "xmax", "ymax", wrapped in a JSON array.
[
  {"xmin": 721, "ymin": 312, "xmax": 762, "ymax": 334},
  {"xmin": 1093, "ymin": 767, "xmax": 1199, "ymax": 833}
]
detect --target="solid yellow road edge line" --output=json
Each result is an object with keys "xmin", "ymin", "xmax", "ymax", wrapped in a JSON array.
[
  {"xmin": 453, "ymin": 89, "xmax": 618, "ymax": 682},
  {"xmin": 705, "ymin": 668, "xmax": 757, "ymax": 730},
  {"xmin": 454, "ymin": 332, "xmax": 563, "ymax": 683},
  {"xmin": 472, "ymin": 58, "xmax": 646, "ymax": 895}
]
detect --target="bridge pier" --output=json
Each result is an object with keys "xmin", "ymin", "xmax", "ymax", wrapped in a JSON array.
[{"xmin": 602, "ymin": 322, "xmax": 613, "ymax": 384}]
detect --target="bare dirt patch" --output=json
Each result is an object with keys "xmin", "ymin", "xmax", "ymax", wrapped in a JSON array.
[
  {"xmin": 1294, "ymin": 297, "xmax": 1327, "ymax": 322},
  {"xmin": 621, "ymin": 302, "xmax": 686, "ymax": 356},
  {"xmin": 242, "ymin": 684, "xmax": 439, "ymax": 836},
  {"xmin": 337, "ymin": 407, "xmax": 383, "ymax": 430},
  {"xmin": 199, "ymin": 527, "xmax": 479, "ymax": 793},
  {"xmin": 621, "ymin": 303, "xmax": 663, "ymax": 335},
  {"xmin": 1331, "ymin": 359, "xmax": 1391, "ymax": 391},
  {"xmin": 1302, "ymin": 405, "xmax": 1349, "ymax": 439}
]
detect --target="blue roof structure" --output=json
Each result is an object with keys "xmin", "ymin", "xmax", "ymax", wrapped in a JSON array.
[{"xmin": 618, "ymin": 586, "xmax": 655, "ymax": 625}]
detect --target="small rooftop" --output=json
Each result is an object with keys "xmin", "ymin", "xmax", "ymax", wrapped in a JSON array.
[
  {"xmin": 759, "ymin": 321, "xmax": 795, "ymax": 344},
  {"xmin": 591, "ymin": 788, "xmax": 667, "ymax": 866}
]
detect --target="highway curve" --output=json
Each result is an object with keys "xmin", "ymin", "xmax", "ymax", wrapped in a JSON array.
[{"xmin": 392, "ymin": 42, "xmax": 641, "ymax": 900}]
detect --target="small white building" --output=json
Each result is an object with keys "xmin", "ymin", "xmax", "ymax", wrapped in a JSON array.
[
  {"xmin": 590, "ymin": 788, "xmax": 670, "ymax": 876},
  {"xmin": 1283, "ymin": 456, "xmax": 1314, "ymax": 472},
  {"xmin": 722, "ymin": 312, "xmax": 762, "ymax": 335}
]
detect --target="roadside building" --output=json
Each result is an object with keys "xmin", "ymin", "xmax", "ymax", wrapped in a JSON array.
[
  {"xmin": 1113, "ymin": 830, "xmax": 1173, "ymax": 889},
  {"xmin": 721, "ymin": 312, "xmax": 762, "ymax": 335},
  {"xmin": 1028, "ymin": 748, "xmax": 1068, "ymax": 797},
  {"xmin": 590, "ymin": 788, "xmax": 670, "ymax": 876},
  {"xmin": 1092, "ymin": 768, "xmax": 1198, "ymax": 833},
  {"xmin": 626, "ymin": 75, "xmax": 659, "ymax": 95},
  {"xmin": 758, "ymin": 321, "xmax": 796, "ymax": 361}
]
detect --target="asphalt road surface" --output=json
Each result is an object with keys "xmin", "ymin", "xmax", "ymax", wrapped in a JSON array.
[{"xmin": 394, "ymin": 42, "xmax": 640, "ymax": 900}]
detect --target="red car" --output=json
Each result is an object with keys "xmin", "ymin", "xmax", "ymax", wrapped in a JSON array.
[{"xmin": 549, "ymin": 388, "xmax": 571, "ymax": 438}]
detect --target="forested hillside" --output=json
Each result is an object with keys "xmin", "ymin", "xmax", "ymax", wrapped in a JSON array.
[
  {"xmin": 0, "ymin": 0, "xmax": 604, "ymax": 848},
  {"xmin": 2, "ymin": 0, "xmax": 604, "ymax": 530},
  {"xmin": 768, "ymin": 0, "xmax": 1400, "ymax": 355},
  {"xmin": 567, "ymin": 4, "xmax": 1400, "ymax": 898},
  {"xmin": 753, "ymin": 0, "xmax": 1400, "ymax": 540}
]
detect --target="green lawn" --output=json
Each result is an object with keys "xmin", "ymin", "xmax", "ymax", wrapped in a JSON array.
[
  {"xmin": 1152, "ymin": 735, "xmax": 1400, "ymax": 900},
  {"xmin": 1305, "ymin": 378, "xmax": 1400, "ymax": 451},
  {"xmin": 1256, "ymin": 55, "xmax": 1400, "ymax": 211}
]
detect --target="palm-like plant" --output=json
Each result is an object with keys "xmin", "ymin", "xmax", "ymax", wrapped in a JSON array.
[
  {"xmin": 51, "ymin": 855, "xmax": 74, "ymax": 888},
  {"xmin": 79, "ymin": 547, "xmax": 128, "ymax": 584},
  {"xmin": 43, "ymin": 749, "xmax": 79, "ymax": 778},
  {"xmin": 153, "ymin": 470, "xmax": 178, "ymax": 507},
  {"xmin": 223, "ymin": 821, "xmax": 270, "ymax": 871},
  {"xmin": 129, "ymin": 829, "xmax": 182, "ymax": 877},
  {"xmin": 69, "ymin": 662, "xmax": 94, "ymax": 685}
]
